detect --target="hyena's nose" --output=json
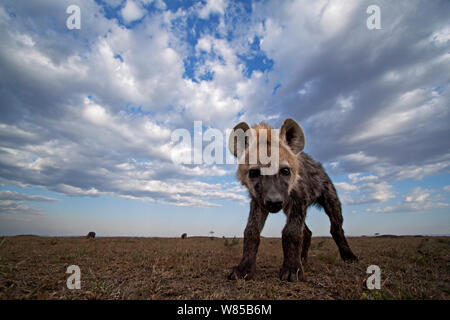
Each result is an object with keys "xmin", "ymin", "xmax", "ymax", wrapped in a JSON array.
[{"xmin": 265, "ymin": 198, "xmax": 283, "ymax": 213}]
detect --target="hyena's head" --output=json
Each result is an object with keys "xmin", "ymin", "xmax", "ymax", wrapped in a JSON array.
[{"xmin": 228, "ymin": 118, "xmax": 305, "ymax": 213}]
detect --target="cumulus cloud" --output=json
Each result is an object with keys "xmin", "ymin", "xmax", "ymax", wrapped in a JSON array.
[
  {"xmin": 0, "ymin": 201, "xmax": 43, "ymax": 216},
  {"xmin": 335, "ymin": 173, "xmax": 395, "ymax": 205},
  {"xmin": 121, "ymin": 0, "xmax": 146, "ymax": 24},
  {"xmin": 0, "ymin": 0, "xmax": 448, "ymax": 212},
  {"xmin": 0, "ymin": 191, "xmax": 58, "ymax": 216},
  {"xmin": 0, "ymin": 191, "xmax": 58, "ymax": 202},
  {"xmin": 245, "ymin": 0, "xmax": 450, "ymax": 182},
  {"xmin": 198, "ymin": 0, "xmax": 227, "ymax": 19},
  {"xmin": 367, "ymin": 187, "xmax": 450, "ymax": 213}
]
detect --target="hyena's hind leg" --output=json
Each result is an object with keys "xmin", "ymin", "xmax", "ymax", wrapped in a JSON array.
[
  {"xmin": 319, "ymin": 184, "xmax": 358, "ymax": 262},
  {"xmin": 301, "ymin": 224, "xmax": 312, "ymax": 264}
]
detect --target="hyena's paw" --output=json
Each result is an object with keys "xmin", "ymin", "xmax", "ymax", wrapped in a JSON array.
[
  {"xmin": 279, "ymin": 265, "xmax": 305, "ymax": 282},
  {"xmin": 342, "ymin": 251, "xmax": 358, "ymax": 263},
  {"xmin": 228, "ymin": 265, "xmax": 255, "ymax": 280}
]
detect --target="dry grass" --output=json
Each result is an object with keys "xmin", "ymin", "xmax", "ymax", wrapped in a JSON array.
[{"xmin": 0, "ymin": 235, "xmax": 449, "ymax": 300}]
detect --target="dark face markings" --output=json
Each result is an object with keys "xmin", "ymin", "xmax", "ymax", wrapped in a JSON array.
[{"xmin": 249, "ymin": 166, "xmax": 292, "ymax": 213}]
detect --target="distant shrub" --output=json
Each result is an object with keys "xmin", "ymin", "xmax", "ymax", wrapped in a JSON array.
[
  {"xmin": 224, "ymin": 236, "xmax": 239, "ymax": 248},
  {"xmin": 312, "ymin": 239, "xmax": 325, "ymax": 250},
  {"xmin": 181, "ymin": 233, "xmax": 187, "ymax": 239}
]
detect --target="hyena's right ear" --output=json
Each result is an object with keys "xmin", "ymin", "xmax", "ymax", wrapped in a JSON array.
[
  {"xmin": 228, "ymin": 122, "xmax": 251, "ymax": 158},
  {"xmin": 280, "ymin": 118, "xmax": 305, "ymax": 154}
]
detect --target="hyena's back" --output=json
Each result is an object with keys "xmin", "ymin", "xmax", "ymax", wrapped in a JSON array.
[{"xmin": 292, "ymin": 152, "xmax": 337, "ymax": 207}]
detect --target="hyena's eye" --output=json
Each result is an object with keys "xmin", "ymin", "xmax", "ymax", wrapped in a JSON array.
[
  {"xmin": 249, "ymin": 169, "xmax": 261, "ymax": 178},
  {"xmin": 280, "ymin": 167, "xmax": 291, "ymax": 176}
]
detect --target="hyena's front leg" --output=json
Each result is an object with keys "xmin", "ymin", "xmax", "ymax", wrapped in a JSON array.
[
  {"xmin": 229, "ymin": 200, "xmax": 268, "ymax": 280},
  {"xmin": 280, "ymin": 205, "xmax": 306, "ymax": 282}
]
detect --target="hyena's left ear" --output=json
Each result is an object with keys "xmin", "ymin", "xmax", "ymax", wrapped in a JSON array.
[
  {"xmin": 280, "ymin": 118, "xmax": 305, "ymax": 154},
  {"xmin": 228, "ymin": 121, "xmax": 251, "ymax": 158}
]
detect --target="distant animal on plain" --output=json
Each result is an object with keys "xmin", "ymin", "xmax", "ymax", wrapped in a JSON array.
[{"xmin": 86, "ymin": 231, "xmax": 96, "ymax": 239}]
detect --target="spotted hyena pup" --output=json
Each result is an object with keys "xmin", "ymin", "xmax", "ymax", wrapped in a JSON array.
[{"xmin": 228, "ymin": 118, "xmax": 358, "ymax": 282}]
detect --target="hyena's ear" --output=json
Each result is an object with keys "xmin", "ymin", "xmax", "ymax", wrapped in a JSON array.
[
  {"xmin": 228, "ymin": 122, "xmax": 251, "ymax": 158},
  {"xmin": 280, "ymin": 118, "xmax": 305, "ymax": 154}
]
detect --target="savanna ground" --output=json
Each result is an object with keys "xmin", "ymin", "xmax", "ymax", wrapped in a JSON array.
[{"xmin": 0, "ymin": 235, "xmax": 449, "ymax": 300}]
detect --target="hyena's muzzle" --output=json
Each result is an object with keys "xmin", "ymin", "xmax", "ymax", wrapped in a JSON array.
[{"xmin": 249, "ymin": 168, "xmax": 291, "ymax": 213}]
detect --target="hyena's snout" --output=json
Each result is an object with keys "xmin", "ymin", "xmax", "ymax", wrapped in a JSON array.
[
  {"xmin": 263, "ymin": 184, "xmax": 285, "ymax": 213},
  {"xmin": 265, "ymin": 197, "xmax": 283, "ymax": 213}
]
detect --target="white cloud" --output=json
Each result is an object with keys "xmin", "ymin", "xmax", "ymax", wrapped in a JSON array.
[
  {"xmin": 350, "ymin": 87, "xmax": 449, "ymax": 143},
  {"xmin": 53, "ymin": 185, "xmax": 105, "ymax": 197},
  {"xmin": 121, "ymin": 0, "xmax": 146, "ymax": 24},
  {"xmin": 0, "ymin": 191, "xmax": 58, "ymax": 202},
  {"xmin": 0, "ymin": 191, "xmax": 58, "ymax": 216},
  {"xmin": 0, "ymin": 200, "xmax": 43, "ymax": 215},
  {"xmin": 348, "ymin": 173, "xmax": 378, "ymax": 184},
  {"xmin": 336, "ymin": 174, "xmax": 450, "ymax": 212},
  {"xmin": 145, "ymin": 0, "xmax": 167, "ymax": 10},
  {"xmin": 198, "ymin": 0, "xmax": 227, "ymax": 19},
  {"xmin": 376, "ymin": 154, "xmax": 450, "ymax": 181},
  {"xmin": 430, "ymin": 26, "xmax": 450, "ymax": 45},
  {"xmin": 83, "ymin": 100, "xmax": 110, "ymax": 125},
  {"xmin": 336, "ymin": 174, "xmax": 395, "ymax": 205},
  {"xmin": 367, "ymin": 187, "xmax": 450, "ymax": 213},
  {"xmin": 334, "ymin": 182, "xmax": 357, "ymax": 192},
  {"xmin": 0, "ymin": 0, "xmax": 449, "ymax": 212}
]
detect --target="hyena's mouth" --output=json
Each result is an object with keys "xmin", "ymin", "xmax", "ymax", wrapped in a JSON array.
[{"xmin": 265, "ymin": 201, "xmax": 283, "ymax": 213}]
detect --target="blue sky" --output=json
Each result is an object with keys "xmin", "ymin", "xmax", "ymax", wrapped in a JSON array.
[{"xmin": 0, "ymin": 0, "xmax": 449, "ymax": 237}]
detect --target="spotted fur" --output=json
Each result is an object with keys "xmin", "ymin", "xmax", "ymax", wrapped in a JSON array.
[{"xmin": 228, "ymin": 118, "xmax": 358, "ymax": 282}]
